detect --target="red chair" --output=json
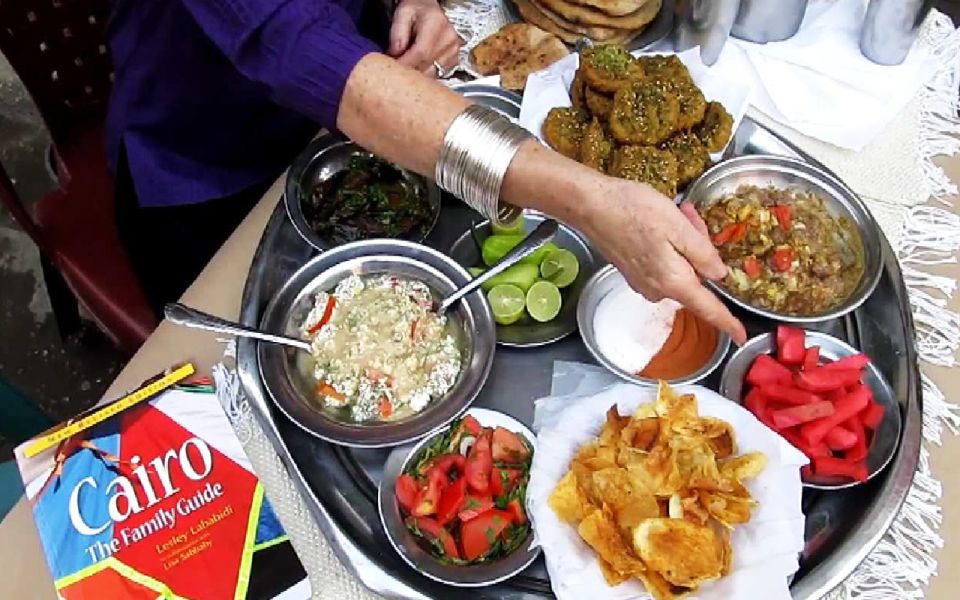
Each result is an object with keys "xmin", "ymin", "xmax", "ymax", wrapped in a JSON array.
[{"xmin": 0, "ymin": 0, "xmax": 156, "ymax": 354}]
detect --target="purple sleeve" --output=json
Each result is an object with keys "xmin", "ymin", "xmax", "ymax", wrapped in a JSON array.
[{"xmin": 179, "ymin": 0, "xmax": 380, "ymax": 128}]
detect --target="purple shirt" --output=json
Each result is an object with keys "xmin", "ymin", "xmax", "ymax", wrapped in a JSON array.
[{"xmin": 106, "ymin": 0, "xmax": 381, "ymax": 207}]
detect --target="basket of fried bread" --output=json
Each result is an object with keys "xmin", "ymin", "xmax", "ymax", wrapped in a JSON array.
[
  {"xmin": 517, "ymin": 47, "xmax": 749, "ymax": 198},
  {"xmin": 526, "ymin": 382, "xmax": 808, "ymax": 600}
]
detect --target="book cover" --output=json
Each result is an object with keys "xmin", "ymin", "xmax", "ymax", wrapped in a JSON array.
[{"xmin": 14, "ymin": 366, "xmax": 310, "ymax": 599}]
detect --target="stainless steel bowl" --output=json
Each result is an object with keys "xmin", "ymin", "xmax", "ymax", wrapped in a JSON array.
[
  {"xmin": 378, "ymin": 408, "xmax": 540, "ymax": 586},
  {"xmin": 577, "ymin": 265, "xmax": 731, "ymax": 387},
  {"xmin": 683, "ymin": 155, "xmax": 883, "ymax": 323},
  {"xmin": 285, "ymin": 135, "xmax": 442, "ymax": 252},
  {"xmin": 258, "ymin": 240, "xmax": 495, "ymax": 448},
  {"xmin": 448, "ymin": 213, "xmax": 599, "ymax": 348},
  {"xmin": 719, "ymin": 331, "xmax": 902, "ymax": 490}
]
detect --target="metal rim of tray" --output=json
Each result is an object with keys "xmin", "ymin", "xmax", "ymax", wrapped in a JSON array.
[{"xmin": 235, "ymin": 116, "xmax": 922, "ymax": 600}]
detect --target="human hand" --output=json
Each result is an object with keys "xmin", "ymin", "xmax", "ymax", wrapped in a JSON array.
[
  {"xmin": 577, "ymin": 177, "xmax": 747, "ymax": 345},
  {"xmin": 389, "ymin": 0, "xmax": 462, "ymax": 77}
]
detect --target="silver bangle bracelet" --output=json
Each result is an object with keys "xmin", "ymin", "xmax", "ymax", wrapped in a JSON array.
[{"xmin": 435, "ymin": 105, "xmax": 531, "ymax": 225}]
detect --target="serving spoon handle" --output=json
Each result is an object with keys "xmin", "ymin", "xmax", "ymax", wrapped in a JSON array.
[
  {"xmin": 164, "ymin": 302, "xmax": 313, "ymax": 352},
  {"xmin": 438, "ymin": 218, "xmax": 559, "ymax": 314}
]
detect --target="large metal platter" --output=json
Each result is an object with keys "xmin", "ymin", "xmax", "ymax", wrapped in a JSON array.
[{"xmin": 236, "ymin": 116, "xmax": 922, "ymax": 600}]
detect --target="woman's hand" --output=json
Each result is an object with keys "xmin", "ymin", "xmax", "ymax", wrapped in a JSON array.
[
  {"xmin": 576, "ymin": 176, "xmax": 747, "ymax": 345},
  {"xmin": 389, "ymin": 0, "xmax": 462, "ymax": 77}
]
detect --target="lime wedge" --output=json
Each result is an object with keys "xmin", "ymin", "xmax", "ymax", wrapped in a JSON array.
[
  {"xmin": 491, "ymin": 216, "xmax": 525, "ymax": 236},
  {"xmin": 481, "ymin": 264, "xmax": 540, "ymax": 293},
  {"xmin": 526, "ymin": 281, "xmax": 562, "ymax": 322},
  {"xmin": 488, "ymin": 284, "xmax": 527, "ymax": 325},
  {"xmin": 539, "ymin": 249, "xmax": 580, "ymax": 288},
  {"xmin": 469, "ymin": 267, "xmax": 485, "ymax": 278}
]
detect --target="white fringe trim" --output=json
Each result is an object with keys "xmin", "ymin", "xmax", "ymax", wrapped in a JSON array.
[{"xmin": 917, "ymin": 11, "xmax": 960, "ymax": 203}]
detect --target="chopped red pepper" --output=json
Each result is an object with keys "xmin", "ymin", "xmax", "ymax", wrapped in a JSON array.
[
  {"xmin": 813, "ymin": 456, "xmax": 868, "ymax": 482},
  {"xmin": 799, "ymin": 385, "xmax": 872, "ymax": 446},
  {"xmin": 803, "ymin": 346, "xmax": 820, "ymax": 371},
  {"xmin": 794, "ymin": 368, "xmax": 862, "ymax": 393},
  {"xmin": 820, "ymin": 354, "xmax": 870, "ymax": 371},
  {"xmin": 379, "ymin": 396, "xmax": 394, "ymax": 418},
  {"xmin": 743, "ymin": 255, "xmax": 761, "ymax": 279},
  {"xmin": 746, "ymin": 354, "xmax": 794, "ymax": 387},
  {"xmin": 772, "ymin": 247, "xmax": 795, "ymax": 272},
  {"xmin": 410, "ymin": 318, "xmax": 419, "ymax": 340},
  {"xmin": 760, "ymin": 383, "xmax": 821, "ymax": 406},
  {"xmin": 860, "ymin": 402, "xmax": 886, "ymax": 430},
  {"xmin": 776, "ymin": 325, "xmax": 806, "ymax": 365},
  {"xmin": 307, "ymin": 296, "xmax": 337, "ymax": 334},
  {"xmin": 772, "ymin": 205, "xmax": 792, "ymax": 231},
  {"xmin": 712, "ymin": 222, "xmax": 747, "ymax": 245},
  {"xmin": 771, "ymin": 401, "xmax": 835, "ymax": 429},
  {"xmin": 824, "ymin": 425, "xmax": 858, "ymax": 451}
]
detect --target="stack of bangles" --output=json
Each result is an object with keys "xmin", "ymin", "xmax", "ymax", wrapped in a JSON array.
[{"xmin": 435, "ymin": 105, "xmax": 532, "ymax": 226}]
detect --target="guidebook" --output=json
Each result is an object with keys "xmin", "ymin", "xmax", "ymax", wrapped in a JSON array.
[{"xmin": 14, "ymin": 364, "xmax": 310, "ymax": 599}]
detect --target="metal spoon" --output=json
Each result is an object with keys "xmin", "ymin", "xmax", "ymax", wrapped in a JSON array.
[
  {"xmin": 437, "ymin": 218, "xmax": 559, "ymax": 314},
  {"xmin": 164, "ymin": 302, "xmax": 312, "ymax": 352}
]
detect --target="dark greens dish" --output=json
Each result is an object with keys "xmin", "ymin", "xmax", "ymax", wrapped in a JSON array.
[
  {"xmin": 701, "ymin": 184, "xmax": 865, "ymax": 316},
  {"xmin": 304, "ymin": 154, "xmax": 434, "ymax": 244},
  {"xmin": 393, "ymin": 414, "xmax": 533, "ymax": 565}
]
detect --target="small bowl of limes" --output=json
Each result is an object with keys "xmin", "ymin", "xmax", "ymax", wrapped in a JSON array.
[{"xmin": 448, "ymin": 212, "xmax": 599, "ymax": 347}]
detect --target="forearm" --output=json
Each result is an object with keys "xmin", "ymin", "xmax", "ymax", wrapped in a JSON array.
[{"xmin": 338, "ymin": 54, "xmax": 605, "ymax": 224}]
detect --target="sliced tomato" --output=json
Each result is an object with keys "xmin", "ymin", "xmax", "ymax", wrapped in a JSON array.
[
  {"xmin": 711, "ymin": 222, "xmax": 747, "ymax": 245},
  {"xmin": 436, "ymin": 477, "xmax": 467, "ymax": 526},
  {"xmin": 419, "ymin": 453, "xmax": 467, "ymax": 478},
  {"xmin": 395, "ymin": 474, "xmax": 420, "ymax": 514},
  {"xmin": 448, "ymin": 415, "xmax": 483, "ymax": 453},
  {"xmin": 772, "ymin": 205, "xmax": 792, "ymax": 231},
  {"xmin": 465, "ymin": 433, "xmax": 493, "ymax": 494},
  {"xmin": 772, "ymin": 247, "xmax": 795, "ymax": 272},
  {"xmin": 458, "ymin": 495, "xmax": 495, "ymax": 522},
  {"xmin": 316, "ymin": 382, "xmax": 346, "ymax": 405},
  {"xmin": 490, "ymin": 467, "xmax": 522, "ymax": 497},
  {"xmin": 407, "ymin": 517, "xmax": 460, "ymax": 559},
  {"xmin": 507, "ymin": 499, "xmax": 527, "ymax": 525},
  {"xmin": 379, "ymin": 396, "xmax": 394, "ymax": 418},
  {"xmin": 461, "ymin": 509, "xmax": 514, "ymax": 561},
  {"xmin": 743, "ymin": 255, "xmax": 761, "ymax": 279},
  {"xmin": 491, "ymin": 427, "xmax": 531, "ymax": 464},
  {"xmin": 411, "ymin": 468, "xmax": 446, "ymax": 517},
  {"xmin": 770, "ymin": 401, "xmax": 835, "ymax": 429}
]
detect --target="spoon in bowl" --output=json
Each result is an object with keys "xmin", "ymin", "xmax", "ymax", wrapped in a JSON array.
[{"xmin": 163, "ymin": 303, "xmax": 312, "ymax": 352}]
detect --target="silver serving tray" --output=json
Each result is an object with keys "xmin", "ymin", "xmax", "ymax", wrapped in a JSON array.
[{"xmin": 236, "ymin": 115, "xmax": 921, "ymax": 599}]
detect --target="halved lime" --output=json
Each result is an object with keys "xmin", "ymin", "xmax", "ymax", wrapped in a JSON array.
[
  {"xmin": 526, "ymin": 281, "xmax": 562, "ymax": 323},
  {"xmin": 481, "ymin": 264, "xmax": 540, "ymax": 292},
  {"xmin": 491, "ymin": 216, "xmax": 525, "ymax": 236},
  {"xmin": 488, "ymin": 284, "xmax": 526, "ymax": 325},
  {"xmin": 539, "ymin": 249, "xmax": 580, "ymax": 288}
]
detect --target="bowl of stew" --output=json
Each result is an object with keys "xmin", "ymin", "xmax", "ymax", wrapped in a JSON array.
[
  {"xmin": 286, "ymin": 134, "xmax": 441, "ymax": 251},
  {"xmin": 684, "ymin": 155, "xmax": 883, "ymax": 322}
]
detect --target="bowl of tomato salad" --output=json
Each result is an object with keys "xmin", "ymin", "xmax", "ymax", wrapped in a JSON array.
[{"xmin": 378, "ymin": 408, "xmax": 539, "ymax": 586}]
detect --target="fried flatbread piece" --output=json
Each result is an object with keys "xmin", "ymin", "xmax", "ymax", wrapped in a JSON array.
[
  {"xmin": 694, "ymin": 101, "xmax": 734, "ymax": 153},
  {"xmin": 585, "ymin": 86, "xmax": 614, "ymax": 118},
  {"xmin": 470, "ymin": 23, "xmax": 569, "ymax": 90},
  {"xmin": 609, "ymin": 80, "xmax": 679, "ymax": 145},
  {"xmin": 649, "ymin": 76, "xmax": 707, "ymax": 130},
  {"xmin": 537, "ymin": 0, "xmax": 661, "ymax": 29},
  {"xmin": 580, "ymin": 45, "xmax": 644, "ymax": 93},
  {"xmin": 632, "ymin": 518, "xmax": 724, "ymax": 588},
  {"xmin": 565, "ymin": 0, "xmax": 651, "ymax": 17},
  {"xmin": 609, "ymin": 145, "xmax": 678, "ymax": 197},
  {"xmin": 531, "ymin": 0, "xmax": 624, "ymax": 41},
  {"xmin": 515, "ymin": 0, "xmax": 648, "ymax": 45},
  {"xmin": 542, "ymin": 106, "xmax": 590, "ymax": 159}
]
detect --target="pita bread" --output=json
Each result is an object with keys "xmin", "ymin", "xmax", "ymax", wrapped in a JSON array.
[
  {"xmin": 470, "ymin": 23, "xmax": 570, "ymax": 90},
  {"xmin": 530, "ymin": 0, "xmax": 624, "ymax": 40},
  {"xmin": 513, "ymin": 0, "xmax": 645, "ymax": 45},
  {"xmin": 537, "ymin": 0, "xmax": 661, "ymax": 29},
  {"xmin": 563, "ymin": 0, "xmax": 650, "ymax": 17}
]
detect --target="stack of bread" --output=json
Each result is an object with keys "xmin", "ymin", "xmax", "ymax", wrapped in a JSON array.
[{"xmin": 512, "ymin": 0, "xmax": 661, "ymax": 46}]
